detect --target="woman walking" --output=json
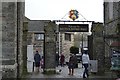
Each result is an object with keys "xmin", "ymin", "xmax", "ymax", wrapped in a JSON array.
[{"xmin": 68, "ymin": 54, "xmax": 77, "ymax": 75}]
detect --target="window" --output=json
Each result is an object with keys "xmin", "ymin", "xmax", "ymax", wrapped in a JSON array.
[
  {"xmin": 35, "ymin": 33, "xmax": 44, "ymax": 40},
  {"xmin": 64, "ymin": 33, "xmax": 71, "ymax": 41}
]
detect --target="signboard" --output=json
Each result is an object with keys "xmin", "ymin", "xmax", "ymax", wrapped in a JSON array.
[
  {"xmin": 89, "ymin": 60, "xmax": 98, "ymax": 73},
  {"xmin": 110, "ymin": 50, "xmax": 120, "ymax": 71},
  {"xmin": 59, "ymin": 24, "xmax": 89, "ymax": 32}
]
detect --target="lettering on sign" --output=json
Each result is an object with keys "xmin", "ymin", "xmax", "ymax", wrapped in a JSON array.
[{"xmin": 59, "ymin": 24, "xmax": 89, "ymax": 32}]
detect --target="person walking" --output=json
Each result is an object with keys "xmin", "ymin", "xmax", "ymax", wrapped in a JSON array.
[
  {"xmin": 60, "ymin": 54, "xmax": 65, "ymax": 67},
  {"xmin": 82, "ymin": 50, "xmax": 90, "ymax": 78},
  {"xmin": 34, "ymin": 50, "xmax": 41, "ymax": 72},
  {"xmin": 68, "ymin": 54, "xmax": 77, "ymax": 75},
  {"xmin": 40, "ymin": 56, "xmax": 44, "ymax": 69},
  {"xmin": 56, "ymin": 53, "xmax": 59, "ymax": 67}
]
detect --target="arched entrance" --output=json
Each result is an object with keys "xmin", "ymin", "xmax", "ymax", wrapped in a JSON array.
[{"xmin": 43, "ymin": 20, "xmax": 91, "ymax": 74}]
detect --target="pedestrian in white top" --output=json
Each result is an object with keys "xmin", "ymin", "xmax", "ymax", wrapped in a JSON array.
[{"xmin": 82, "ymin": 50, "xmax": 90, "ymax": 78}]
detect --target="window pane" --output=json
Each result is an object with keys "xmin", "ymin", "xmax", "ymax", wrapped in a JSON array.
[
  {"xmin": 35, "ymin": 34, "xmax": 44, "ymax": 40},
  {"xmin": 65, "ymin": 33, "xmax": 71, "ymax": 41}
]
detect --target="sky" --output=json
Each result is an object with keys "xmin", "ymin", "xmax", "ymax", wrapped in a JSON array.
[{"xmin": 25, "ymin": 0, "xmax": 103, "ymax": 22}]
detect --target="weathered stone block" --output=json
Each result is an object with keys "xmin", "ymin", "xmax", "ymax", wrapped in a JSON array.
[
  {"xmin": 1, "ymin": 2, "xmax": 25, "ymax": 78},
  {"xmin": 2, "ymin": 47, "xmax": 15, "ymax": 58},
  {"xmin": 2, "ymin": 66, "xmax": 17, "ymax": 78},
  {"xmin": 2, "ymin": 42, "xmax": 15, "ymax": 48},
  {"xmin": 2, "ymin": 60, "xmax": 15, "ymax": 65}
]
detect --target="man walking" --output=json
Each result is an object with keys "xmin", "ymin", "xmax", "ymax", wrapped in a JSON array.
[
  {"xmin": 82, "ymin": 50, "xmax": 90, "ymax": 78},
  {"xmin": 56, "ymin": 53, "xmax": 59, "ymax": 67},
  {"xmin": 34, "ymin": 50, "xmax": 41, "ymax": 72}
]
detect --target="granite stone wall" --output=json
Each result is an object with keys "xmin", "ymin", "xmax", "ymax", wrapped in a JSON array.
[
  {"xmin": 44, "ymin": 21, "xmax": 56, "ymax": 73},
  {"xmin": 104, "ymin": 2, "xmax": 120, "ymax": 71},
  {"xmin": 91, "ymin": 22, "xmax": 105, "ymax": 74},
  {"xmin": 22, "ymin": 22, "xmax": 28, "ymax": 74},
  {"xmin": 2, "ymin": 2, "xmax": 18, "ymax": 78},
  {"xmin": 1, "ymin": 2, "xmax": 25, "ymax": 78}
]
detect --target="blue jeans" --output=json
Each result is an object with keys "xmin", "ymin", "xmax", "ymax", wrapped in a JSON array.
[{"xmin": 83, "ymin": 64, "xmax": 89, "ymax": 78}]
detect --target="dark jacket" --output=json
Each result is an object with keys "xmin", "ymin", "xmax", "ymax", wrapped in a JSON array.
[
  {"xmin": 34, "ymin": 52, "xmax": 41, "ymax": 62},
  {"xmin": 69, "ymin": 55, "xmax": 77, "ymax": 65},
  {"xmin": 60, "ymin": 54, "xmax": 65, "ymax": 63},
  {"xmin": 56, "ymin": 53, "xmax": 59, "ymax": 61}
]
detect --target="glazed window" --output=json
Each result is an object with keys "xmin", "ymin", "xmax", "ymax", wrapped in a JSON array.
[
  {"xmin": 64, "ymin": 33, "xmax": 71, "ymax": 41},
  {"xmin": 35, "ymin": 33, "xmax": 44, "ymax": 40}
]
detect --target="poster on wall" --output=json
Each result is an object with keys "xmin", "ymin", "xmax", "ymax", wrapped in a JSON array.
[{"xmin": 27, "ymin": 45, "xmax": 34, "ymax": 72}]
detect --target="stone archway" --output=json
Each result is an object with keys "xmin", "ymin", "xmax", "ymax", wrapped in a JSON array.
[{"xmin": 43, "ymin": 21, "xmax": 88, "ymax": 73}]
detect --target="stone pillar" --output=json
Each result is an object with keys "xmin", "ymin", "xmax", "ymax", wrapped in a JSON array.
[
  {"xmin": 44, "ymin": 21, "xmax": 56, "ymax": 74},
  {"xmin": 94, "ymin": 37, "xmax": 105, "ymax": 74},
  {"xmin": 22, "ymin": 22, "xmax": 28, "ymax": 74},
  {"xmin": 1, "ymin": 1, "xmax": 25, "ymax": 78},
  {"xmin": 17, "ymin": 2, "xmax": 25, "ymax": 78},
  {"xmin": 92, "ymin": 22, "xmax": 105, "ymax": 74},
  {"xmin": 88, "ymin": 35, "xmax": 93, "ymax": 60}
]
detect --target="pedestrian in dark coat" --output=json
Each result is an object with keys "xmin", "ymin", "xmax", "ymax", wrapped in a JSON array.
[
  {"xmin": 34, "ymin": 51, "xmax": 41, "ymax": 72},
  {"xmin": 60, "ymin": 54, "xmax": 65, "ymax": 67},
  {"xmin": 56, "ymin": 53, "xmax": 59, "ymax": 67},
  {"xmin": 68, "ymin": 54, "xmax": 77, "ymax": 75}
]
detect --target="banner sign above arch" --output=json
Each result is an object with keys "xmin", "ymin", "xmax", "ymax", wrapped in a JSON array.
[{"xmin": 59, "ymin": 24, "xmax": 89, "ymax": 32}]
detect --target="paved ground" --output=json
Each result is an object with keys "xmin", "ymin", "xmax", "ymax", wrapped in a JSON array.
[
  {"xmin": 26, "ymin": 63, "xmax": 84, "ymax": 78},
  {"xmin": 25, "ymin": 63, "xmax": 118, "ymax": 79}
]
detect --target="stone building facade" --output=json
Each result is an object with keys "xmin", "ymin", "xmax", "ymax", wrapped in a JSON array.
[
  {"xmin": 27, "ymin": 20, "xmax": 50, "ymax": 55},
  {"xmin": 1, "ymin": 1, "xmax": 25, "ymax": 78},
  {"xmin": 27, "ymin": 20, "xmax": 57, "ymax": 73},
  {"xmin": 27, "ymin": 20, "xmax": 75, "ymax": 64},
  {"xmin": 104, "ymin": 2, "xmax": 120, "ymax": 71},
  {"xmin": 60, "ymin": 32, "xmax": 74, "ymax": 62}
]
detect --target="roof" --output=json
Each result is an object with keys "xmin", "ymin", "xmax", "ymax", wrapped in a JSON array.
[
  {"xmin": 28, "ymin": 20, "xmax": 50, "ymax": 32},
  {"xmin": 110, "ymin": 41, "xmax": 120, "ymax": 47},
  {"xmin": 24, "ymin": 16, "xmax": 30, "ymax": 22}
]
